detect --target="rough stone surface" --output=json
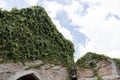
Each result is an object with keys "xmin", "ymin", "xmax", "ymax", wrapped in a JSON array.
[
  {"xmin": 78, "ymin": 69, "xmax": 94, "ymax": 78},
  {"xmin": 8, "ymin": 70, "xmax": 41, "ymax": 80},
  {"xmin": 0, "ymin": 60, "xmax": 68, "ymax": 80},
  {"xmin": 77, "ymin": 60, "xmax": 120, "ymax": 80},
  {"xmin": 108, "ymin": 78, "xmax": 120, "ymax": 80},
  {"xmin": 0, "ymin": 60, "xmax": 120, "ymax": 80},
  {"xmin": 98, "ymin": 65, "xmax": 112, "ymax": 76},
  {"xmin": 78, "ymin": 77, "xmax": 98, "ymax": 80}
]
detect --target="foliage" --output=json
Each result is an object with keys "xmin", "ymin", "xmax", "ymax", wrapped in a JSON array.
[
  {"xmin": 25, "ymin": 63, "xmax": 45, "ymax": 70},
  {"xmin": 0, "ymin": 6, "xmax": 74, "ymax": 67},
  {"xmin": 76, "ymin": 52, "xmax": 109, "ymax": 69},
  {"xmin": 97, "ymin": 76, "xmax": 103, "ymax": 80},
  {"xmin": 113, "ymin": 58, "xmax": 120, "ymax": 70},
  {"xmin": 93, "ymin": 69, "xmax": 103, "ymax": 80},
  {"xmin": 76, "ymin": 52, "xmax": 108, "ymax": 80}
]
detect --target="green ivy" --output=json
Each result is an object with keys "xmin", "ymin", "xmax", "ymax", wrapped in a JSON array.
[
  {"xmin": 0, "ymin": 6, "xmax": 74, "ymax": 68},
  {"xmin": 76, "ymin": 52, "xmax": 109, "ymax": 69}
]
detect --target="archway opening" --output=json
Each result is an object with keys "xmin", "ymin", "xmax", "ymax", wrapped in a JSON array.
[{"xmin": 17, "ymin": 73, "xmax": 39, "ymax": 80}]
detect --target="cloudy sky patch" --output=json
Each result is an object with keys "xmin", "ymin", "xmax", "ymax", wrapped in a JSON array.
[{"xmin": 0, "ymin": 0, "xmax": 7, "ymax": 9}]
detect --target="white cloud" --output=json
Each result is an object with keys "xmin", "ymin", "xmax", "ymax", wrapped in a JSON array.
[
  {"xmin": 43, "ymin": 1, "xmax": 63, "ymax": 18},
  {"xmin": 25, "ymin": 0, "xmax": 38, "ymax": 6},
  {"xmin": 64, "ymin": 0, "xmax": 85, "ymax": 21},
  {"xmin": 66, "ymin": 0, "xmax": 120, "ymax": 58},
  {"xmin": 53, "ymin": 19, "xmax": 73, "ymax": 41},
  {"xmin": 0, "ymin": 0, "xmax": 7, "ymax": 9}
]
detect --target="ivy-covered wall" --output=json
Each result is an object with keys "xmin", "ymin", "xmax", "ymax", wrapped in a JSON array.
[
  {"xmin": 0, "ymin": 6, "xmax": 74, "ymax": 67},
  {"xmin": 76, "ymin": 52, "xmax": 120, "ymax": 80},
  {"xmin": 76, "ymin": 52, "xmax": 109, "ymax": 69}
]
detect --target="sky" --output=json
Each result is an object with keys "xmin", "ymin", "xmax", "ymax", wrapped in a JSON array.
[{"xmin": 0, "ymin": 0, "xmax": 120, "ymax": 61}]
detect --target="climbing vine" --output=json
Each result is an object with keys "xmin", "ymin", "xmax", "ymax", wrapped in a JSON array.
[
  {"xmin": 76, "ymin": 52, "xmax": 108, "ymax": 80},
  {"xmin": 76, "ymin": 52, "xmax": 109, "ymax": 69},
  {"xmin": 0, "ymin": 6, "xmax": 74, "ymax": 68}
]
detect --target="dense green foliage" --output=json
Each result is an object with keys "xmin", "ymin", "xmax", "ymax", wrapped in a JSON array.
[
  {"xmin": 76, "ymin": 52, "xmax": 109, "ymax": 69},
  {"xmin": 0, "ymin": 6, "xmax": 74, "ymax": 67}
]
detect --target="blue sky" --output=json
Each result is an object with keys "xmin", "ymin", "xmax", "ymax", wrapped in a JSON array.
[{"xmin": 0, "ymin": 0, "xmax": 120, "ymax": 61}]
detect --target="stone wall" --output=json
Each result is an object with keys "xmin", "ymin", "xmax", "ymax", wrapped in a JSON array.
[
  {"xmin": 0, "ymin": 60, "xmax": 120, "ymax": 80},
  {"xmin": 0, "ymin": 60, "xmax": 68, "ymax": 80},
  {"xmin": 77, "ymin": 60, "xmax": 120, "ymax": 80}
]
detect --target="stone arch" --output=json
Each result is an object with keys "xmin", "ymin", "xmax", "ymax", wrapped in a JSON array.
[{"xmin": 8, "ymin": 70, "xmax": 41, "ymax": 80}]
